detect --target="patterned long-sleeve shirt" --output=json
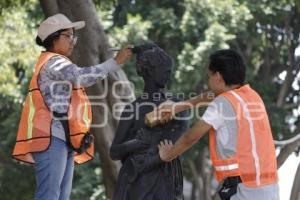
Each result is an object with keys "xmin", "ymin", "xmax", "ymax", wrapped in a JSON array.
[{"xmin": 38, "ymin": 55, "xmax": 120, "ymax": 141}]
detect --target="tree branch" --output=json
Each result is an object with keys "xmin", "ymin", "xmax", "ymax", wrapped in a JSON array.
[
  {"xmin": 276, "ymin": 134, "xmax": 300, "ymax": 169},
  {"xmin": 276, "ymin": 6, "xmax": 300, "ymax": 107}
]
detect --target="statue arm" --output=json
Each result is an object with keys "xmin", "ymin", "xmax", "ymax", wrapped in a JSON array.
[
  {"xmin": 110, "ymin": 104, "xmax": 148, "ymax": 161},
  {"xmin": 110, "ymin": 138, "xmax": 148, "ymax": 161}
]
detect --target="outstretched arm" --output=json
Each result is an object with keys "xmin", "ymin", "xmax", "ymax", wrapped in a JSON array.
[
  {"xmin": 44, "ymin": 46, "xmax": 132, "ymax": 87},
  {"xmin": 171, "ymin": 92, "xmax": 215, "ymax": 113},
  {"xmin": 145, "ymin": 92, "xmax": 215, "ymax": 127}
]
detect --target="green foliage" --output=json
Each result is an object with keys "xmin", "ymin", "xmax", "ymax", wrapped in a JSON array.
[
  {"xmin": 108, "ymin": 14, "xmax": 153, "ymax": 95},
  {"xmin": 71, "ymin": 156, "xmax": 106, "ymax": 200},
  {"xmin": 102, "ymin": 0, "xmax": 254, "ymax": 95},
  {"xmin": 0, "ymin": 2, "xmax": 42, "ymax": 199},
  {"xmin": 102, "ymin": 0, "xmax": 300, "ymax": 141},
  {"xmin": 176, "ymin": 22, "xmax": 236, "ymax": 93},
  {"xmin": 0, "ymin": 0, "xmax": 26, "ymax": 14}
]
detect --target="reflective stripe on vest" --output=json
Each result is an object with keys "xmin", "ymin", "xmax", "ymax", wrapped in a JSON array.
[
  {"xmin": 27, "ymin": 92, "xmax": 35, "ymax": 140},
  {"xmin": 229, "ymin": 90, "xmax": 261, "ymax": 186},
  {"xmin": 83, "ymin": 102, "xmax": 91, "ymax": 128},
  {"xmin": 215, "ymin": 163, "xmax": 239, "ymax": 171}
]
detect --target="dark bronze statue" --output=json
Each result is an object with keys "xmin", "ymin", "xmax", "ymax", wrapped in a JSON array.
[{"xmin": 110, "ymin": 43, "xmax": 189, "ymax": 200}]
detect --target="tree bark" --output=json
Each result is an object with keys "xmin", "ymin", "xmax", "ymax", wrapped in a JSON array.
[
  {"xmin": 187, "ymin": 148, "xmax": 213, "ymax": 200},
  {"xmin": 39, "ymin": 0, "xmax": 59, "ymax": 17},
  {"xmin": 39, "ymin": 0, "xmax": 134, "ymax": 198},
  {"xmin": 191, "ymin": 181, "xmax": 196, "ymax": 200},
  {"xmin": 187, "ymin": 158, "xmax": 202, "ymax": 200}
]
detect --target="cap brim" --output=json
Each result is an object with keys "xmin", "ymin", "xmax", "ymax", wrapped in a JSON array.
[{"xmin": 65, "ymin": 21, "xmax": 85, "ymax": 30}]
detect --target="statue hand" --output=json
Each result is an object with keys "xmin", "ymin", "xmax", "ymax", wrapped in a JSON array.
[
  {"xmin": 134, "ymin": 153, "xmax": 163, "ymax": 173},
  {"xmin": 133, "ymin": 139, "xmax": 149, "ymax": 153}
]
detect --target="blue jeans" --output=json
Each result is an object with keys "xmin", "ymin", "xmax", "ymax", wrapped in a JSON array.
[{"xmin": 33, "ymin": 136, "xmax": 74, "ymax": 200}]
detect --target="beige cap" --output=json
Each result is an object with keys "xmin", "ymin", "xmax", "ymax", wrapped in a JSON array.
[{"xmin": 37, "ymin": 13, "xmax": 85, "ymax": 42}]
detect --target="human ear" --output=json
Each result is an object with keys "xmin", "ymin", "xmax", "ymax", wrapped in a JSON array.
[
  {"xmin": 216, "ymin": 72, "xmax": 224, "ymax": 83},
  {"xmin": 51, "ymin": 38, "xmax": 60, "ymax": 51}
]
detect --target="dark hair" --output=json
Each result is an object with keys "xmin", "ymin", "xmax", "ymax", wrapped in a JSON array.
[
  {"xmin": 35, "ymin": 29, "xmax": 68, "ymax": 50},
  {"xmin": 209, "ymin": 49, "xmax": 246, "ymax": 86}
]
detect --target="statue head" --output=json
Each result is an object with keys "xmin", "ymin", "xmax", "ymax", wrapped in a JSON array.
[{"xmin": 135, "ymin": 43, "xmax": 173, "ymax": 88}]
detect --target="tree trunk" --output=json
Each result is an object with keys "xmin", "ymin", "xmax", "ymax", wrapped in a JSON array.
[
  {"xmin": 187, "ymin": 158, "xmax": 202, "ymax": 200},
  {"xmin": 187, "ymin": 148, "xmax": 213, "ymax": 200},
  {"xmin": 39, "ymin": 0, "xmax": 58, "ymax": 16},
  {"xmin": 191, "ymin": 182, "xmax": 196, "ymax": 200},
  {"xmin": 39, "ymin": 0, "xmax": 134, "ymax": 198},
  {"xmin": 195, "ymin": 148, "xmax": 213, "ymax": 200}
]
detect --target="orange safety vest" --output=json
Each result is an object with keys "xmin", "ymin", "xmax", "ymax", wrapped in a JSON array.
[
  {"xmin": 12, "ymin": 51, "xmax": 94, "ymax": 164},
  {"xmin": 209, "ymin": 84, "xmax": 278, "ymax": 188}
]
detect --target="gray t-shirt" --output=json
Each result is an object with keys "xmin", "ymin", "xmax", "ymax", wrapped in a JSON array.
[
  {"xmin": 202, "ymin": 96, "xmax": 279, "ymax": 200},
  {"xmin": 202, "ymin": 96, "xmax": 238, "ymax": 159},
  {"xmin": 38, "ymin": 55, "xmax": 120, "ymax": 141}
]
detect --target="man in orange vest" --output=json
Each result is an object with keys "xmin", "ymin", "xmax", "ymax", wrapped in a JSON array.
[
  {"xmin": 12, "ymin": 13, "xmax": 132, "ymax": 200},
  {"xmin": 157, "ymin": 49, "xmax": 279, "ymax": 200}
]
